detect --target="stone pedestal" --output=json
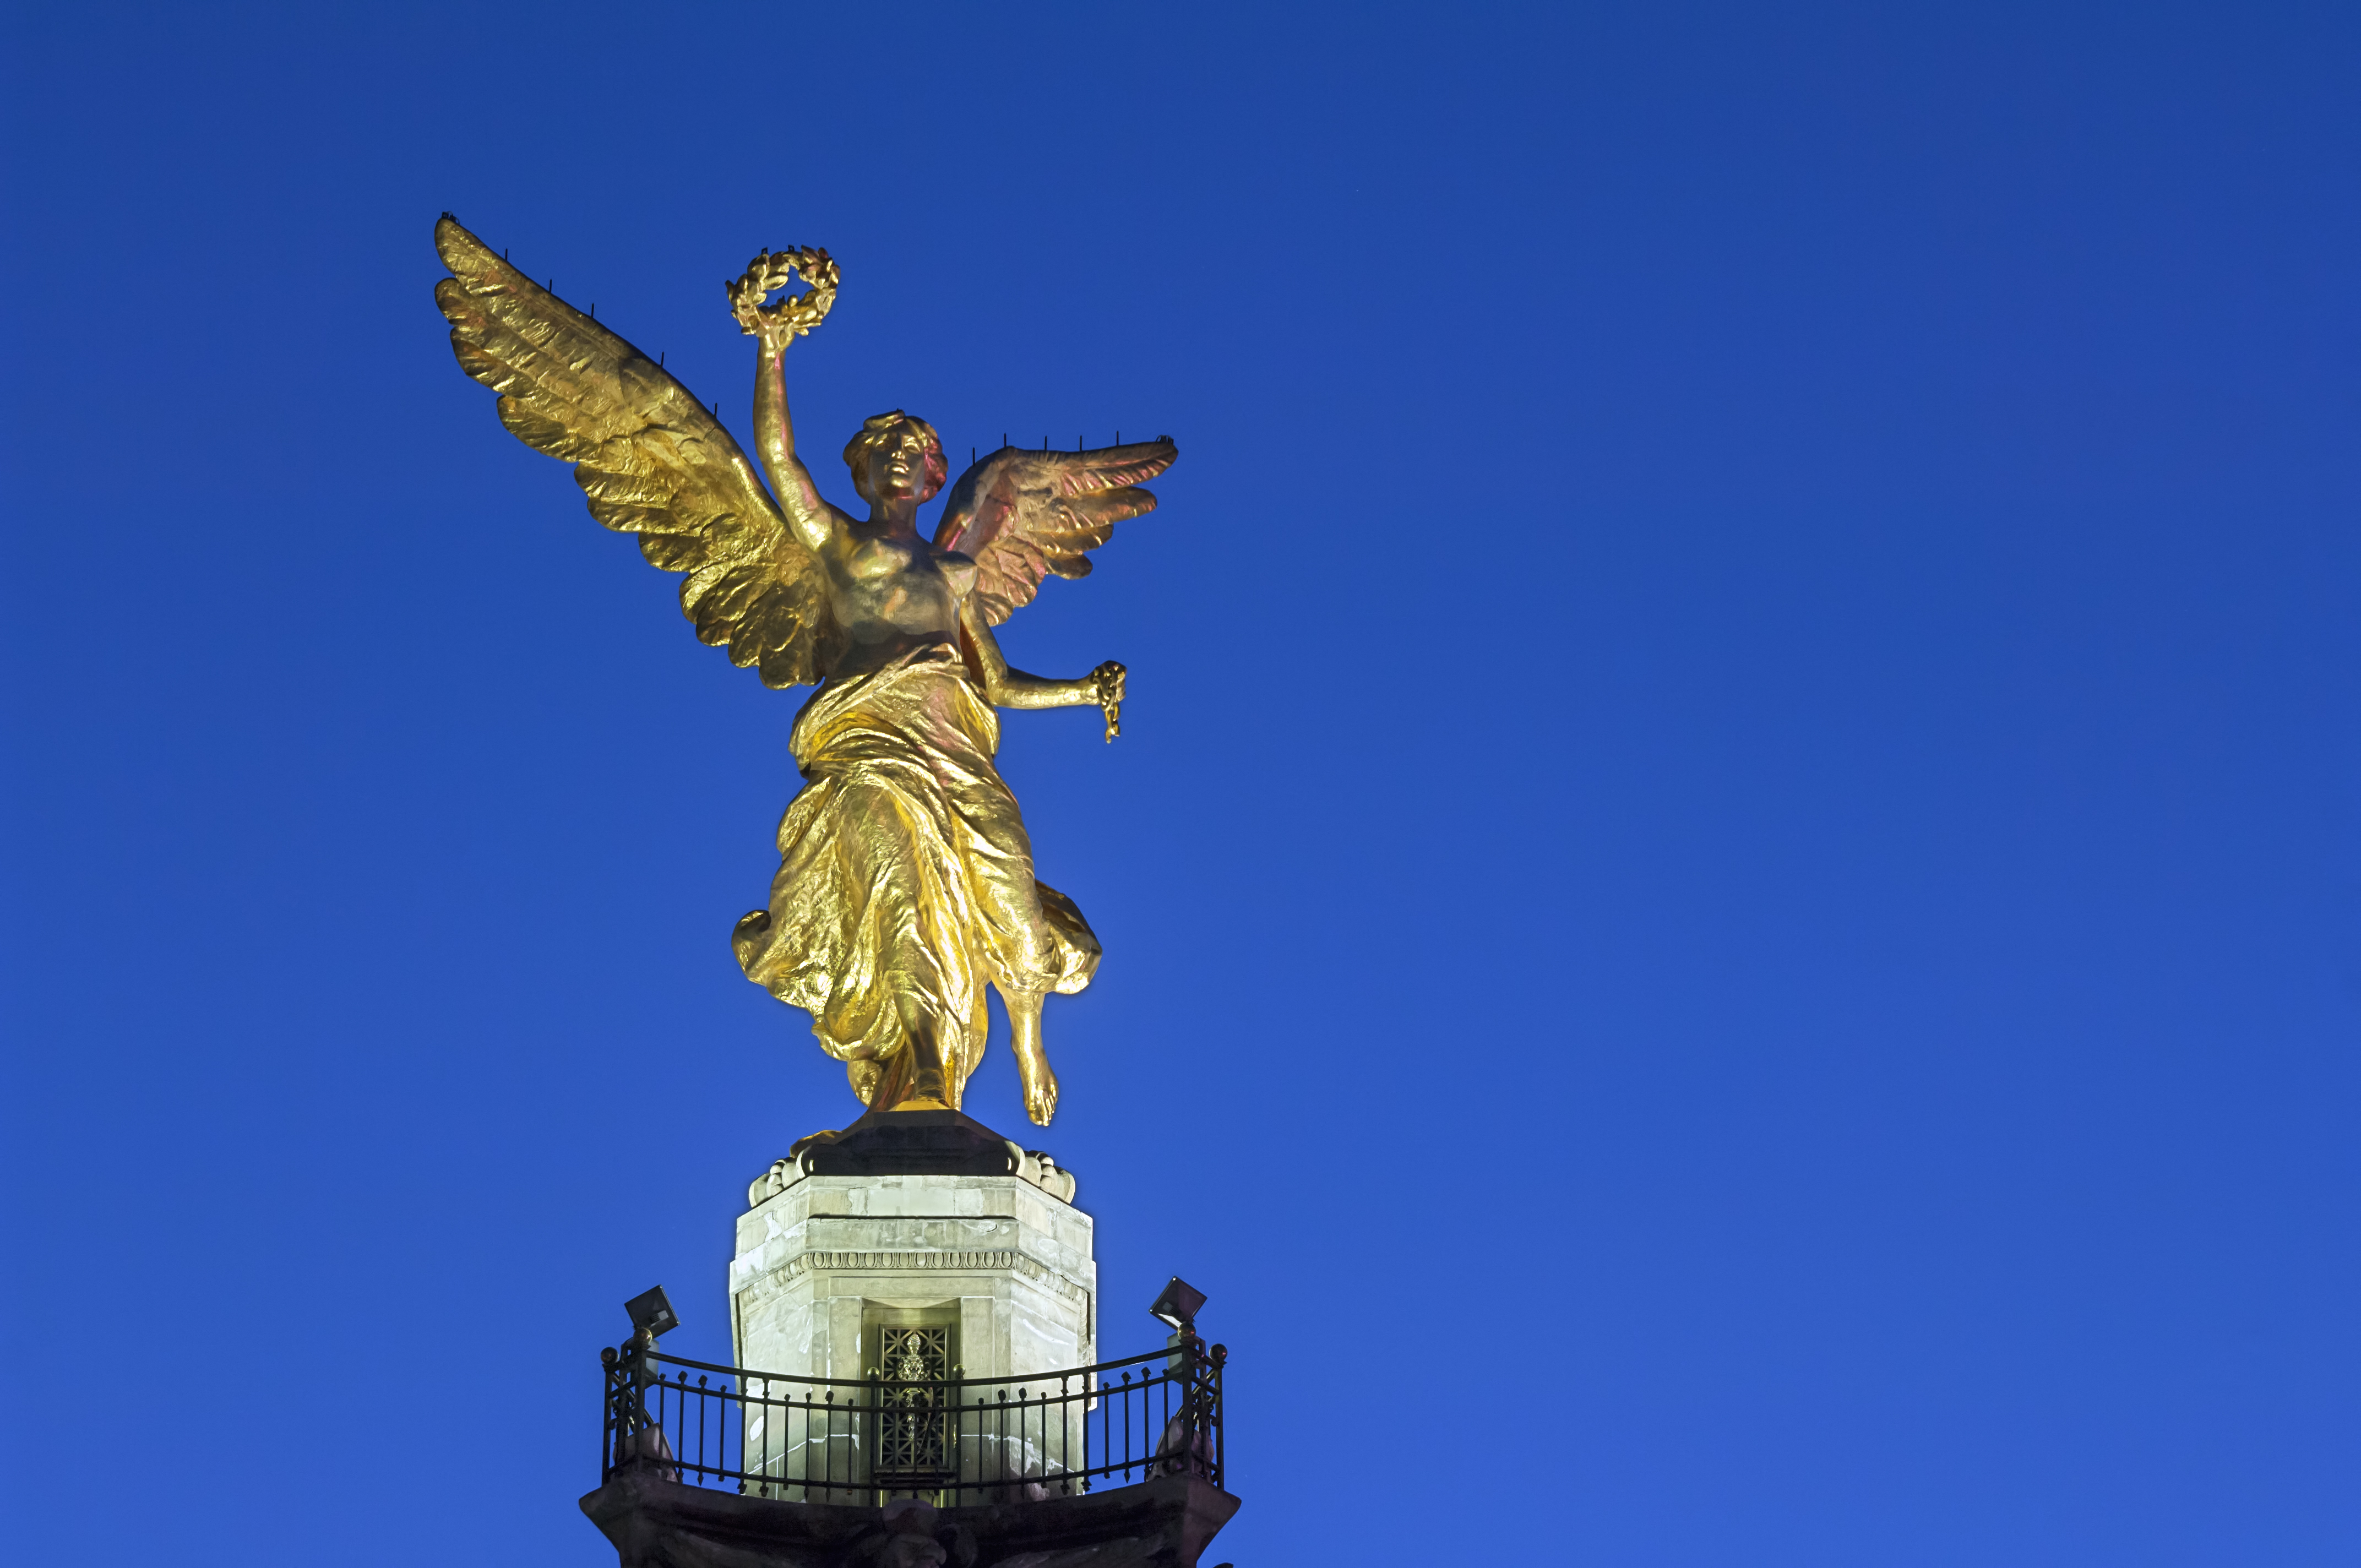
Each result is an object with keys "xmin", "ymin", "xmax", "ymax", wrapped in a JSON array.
[{"xmin": 730, "ymin": 1108, "xmax": 1096, "ymax": 1388}]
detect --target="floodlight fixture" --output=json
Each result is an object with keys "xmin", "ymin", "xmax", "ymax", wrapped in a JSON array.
[
  {"xmin": 1149, "ymin": 1276, "xmax": 1207, "ymax": 1330},
  {"xmin": 624, "ymin": 1284, "xmax": 679, "ymax": 1339}
]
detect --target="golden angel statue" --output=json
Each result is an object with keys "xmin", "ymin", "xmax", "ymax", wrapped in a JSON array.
[{"xmin": 431, "ymin": 216, "xmax": 1174, "ymax": 1126}]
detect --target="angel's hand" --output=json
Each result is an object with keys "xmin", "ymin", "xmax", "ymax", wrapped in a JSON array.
[{"xmin": 1089, "ymin": 661, "xmax": 1126, "ymax": 709}]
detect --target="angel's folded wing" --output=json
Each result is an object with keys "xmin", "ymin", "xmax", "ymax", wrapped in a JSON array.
[
  {"xmin": 433, "ymin": 215, "xmax": 837, "ymax": 688},
  {"xmin": 931, "ymin": 439, "xmax": 1178, "ymax": 627}
]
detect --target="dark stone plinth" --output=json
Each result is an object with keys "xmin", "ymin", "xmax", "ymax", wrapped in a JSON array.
[
  {"xmin": 795, "ymin": 1108, "xmax": 1022, "ymax": 1178},
  {"xmin": 580, "ymin": 1463, "xmax": 1241, "ymax": 1568}
]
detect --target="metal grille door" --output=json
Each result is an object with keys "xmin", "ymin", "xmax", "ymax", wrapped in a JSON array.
[{"xmin": 870, "ymin": 1326, "xmax": 954, "ymax": 1488}]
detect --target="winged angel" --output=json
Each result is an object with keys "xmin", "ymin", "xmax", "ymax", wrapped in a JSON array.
[{"xmin": 432, "ymin": 216, "xmax": 1174, "ymax": 1126}]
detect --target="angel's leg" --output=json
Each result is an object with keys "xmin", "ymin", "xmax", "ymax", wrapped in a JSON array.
[
  {"xmin": 1001, "ymin": 987, "xmax": 1058, "ymax": 1126},
  {"xmin": 893, "ymin": 990, "xmax": 962, "ymax": 1110}
]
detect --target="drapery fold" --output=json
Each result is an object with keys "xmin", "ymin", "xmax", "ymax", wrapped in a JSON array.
[{"xmin": 732, "ymin": 646, "xmax": 1099, "ymax": 1108}]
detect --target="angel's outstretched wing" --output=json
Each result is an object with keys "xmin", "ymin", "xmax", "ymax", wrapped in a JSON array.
[
  {"xmin": 931, "ymin": 439, "xmax": 1178, "ymax": 626},
  {"xmin": 433, "ymin": 215, "xmax": 837, "ymax": 688}
]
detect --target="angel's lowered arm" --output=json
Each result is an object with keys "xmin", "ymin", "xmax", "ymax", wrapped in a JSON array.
[
  {"xmin": 752, "ymin": 342, "xmax": 837, "ymax": 557},
  {"xmin": 962, "ymin": 602, "xmax": 1123, "ymax": 713}
]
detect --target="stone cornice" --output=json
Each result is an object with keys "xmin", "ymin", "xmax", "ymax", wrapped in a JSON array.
[{"xmin": 761, "ymin": 1248, "xmax": 1090, "ymax": 1305}]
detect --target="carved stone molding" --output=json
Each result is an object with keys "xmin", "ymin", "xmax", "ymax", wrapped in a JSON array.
[{"xmin": 759, "ymin": 1249, "xmax": 1090, "ymax": 1306}]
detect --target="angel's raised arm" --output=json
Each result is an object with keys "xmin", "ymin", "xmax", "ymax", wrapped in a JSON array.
[
  {"xmin": 748, "ymin": 339, "xmax": 837, "ymax": 556},
  {"xmin": 728, "ymin": 251, "xmax": 845, "ymax": 557}
]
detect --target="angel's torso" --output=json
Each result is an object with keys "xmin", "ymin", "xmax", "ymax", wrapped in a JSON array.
[{"xmin": 818, "ymin": 520, "xmax": 978, "ymax": 679}]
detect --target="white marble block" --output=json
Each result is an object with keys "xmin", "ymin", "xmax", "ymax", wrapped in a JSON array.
[
  {"xmin": 722, "ymin": 1112, "xmax": 1098, "ymax": 1499},
  {"xmin": 730, "ymin": 1151, "xmax": 1095, "ymax": 1385}
]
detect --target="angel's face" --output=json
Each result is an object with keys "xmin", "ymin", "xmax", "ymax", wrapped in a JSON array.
[{"xmin": 866, "ymin": 426, "xmax": 936, "ymax": 503}]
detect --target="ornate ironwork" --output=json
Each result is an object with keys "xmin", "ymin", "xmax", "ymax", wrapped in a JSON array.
[
  {"xmin": 600, "ymin": 1328, "xmax": 1226, "ymax": 1507},
  {"xmin": 869, "ymin": 1326, "xmax": 956, "ymax": 1487}
]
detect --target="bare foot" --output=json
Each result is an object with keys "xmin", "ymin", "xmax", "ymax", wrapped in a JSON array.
[{"xmin": 1014, "ymin": 1041, "xmax": 1059, "ymax": 1126}]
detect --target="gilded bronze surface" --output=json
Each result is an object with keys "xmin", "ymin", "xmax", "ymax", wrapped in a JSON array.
[{"xmin": 433, "ymin": 217, "xmax": 1173, "ymax": 1125}]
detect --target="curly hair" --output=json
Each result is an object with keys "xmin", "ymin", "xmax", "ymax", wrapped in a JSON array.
[{"xmin": 842, "ymin": 410, "xmax": 948, "ymax": 504}]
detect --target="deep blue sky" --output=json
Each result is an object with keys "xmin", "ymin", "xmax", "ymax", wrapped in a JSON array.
[{"xmin": 6, "ymin": 3, "xmax": 2359, "ymax": 1563}]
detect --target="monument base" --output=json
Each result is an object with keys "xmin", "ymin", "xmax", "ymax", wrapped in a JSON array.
[{"xmin": 732, "ymin": 1108, "xmax": 1096, "ymax": 1389}]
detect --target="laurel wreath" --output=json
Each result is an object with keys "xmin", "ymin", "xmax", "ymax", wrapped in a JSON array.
[{"xmin": 727, "ymin": 246, "xmax": 840, "ymax": 341}]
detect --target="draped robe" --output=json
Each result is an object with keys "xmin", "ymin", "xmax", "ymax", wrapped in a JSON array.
[{"xmin": 731, "ymin": 644, "xmax": 1100, "ymax": 1108}]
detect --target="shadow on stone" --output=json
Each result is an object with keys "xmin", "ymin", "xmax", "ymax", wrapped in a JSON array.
[{"xmin": 581, "ymin": 1469, "xmax": 1240, "ymax": 1568}]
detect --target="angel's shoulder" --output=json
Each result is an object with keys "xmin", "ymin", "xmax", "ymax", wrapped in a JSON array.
[
  {"xmin": 929, "ymin": 546, "xmax": 978, "ymax": 597},
  {"xmin": 792, "ymin": 497, "xmax": 861, "ymax": 554}
]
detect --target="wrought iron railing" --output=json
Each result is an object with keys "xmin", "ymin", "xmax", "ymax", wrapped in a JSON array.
[{"xmin": 600, "ymin": 1333, "xmax": 1226, "ymax": 1506}]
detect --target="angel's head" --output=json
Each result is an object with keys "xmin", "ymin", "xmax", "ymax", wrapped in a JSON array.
[{"xmin": 844, "ymin": 411, "xmax": 948, "ymax": 506}]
